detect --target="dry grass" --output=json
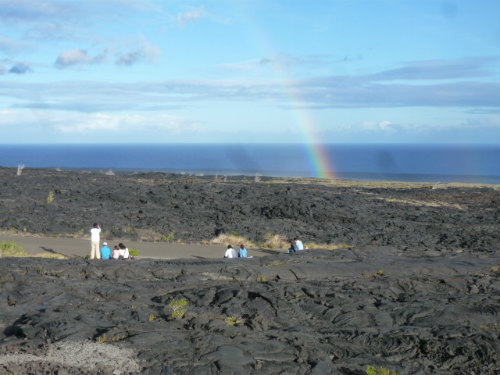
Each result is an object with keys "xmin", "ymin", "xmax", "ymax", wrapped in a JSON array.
[
  {"xmin": 211, "ymin": 233, "xmax": 256, "ymax": 248},
  {"xmin": 374, "ymin": 197, "xmax": 465, "ymax": 210},
  {"xmin": 32, "ymin": 253, "xmax": 68, "ymax": 259},
  {"xmin": 0, "ymin": 240, "xmax": 68, "ymax": 259},
  {"xmin": 306, "ymin": 242, "xmax": 352, "ymax": 250},
  {"xmin": 0, "ymin": 240, "xmax": 27, "ymax": 257},
  {"xmin": 262, "ymin": 233, "xmax": 289, "ymax": 250},
  {"xmin": 260, "ymin": 177, "xmax": 498, "ymax": 189}
]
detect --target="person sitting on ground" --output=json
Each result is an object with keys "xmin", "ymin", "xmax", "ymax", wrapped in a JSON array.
[
  {"xmin": 238, "ymin": 244, "xmax": 248, "ymax": 258},
  {"xmin": 100, "ymin": 242, "xmax": 111, "ymax": 260},
  {"xmin": 224, "ymin": 244, "xmax": 237, "ymax": 259},
  {"xmin": 112, "ymin": 245, "xmax": 120, "ymax": 260},
  {"xmin": 294, "ymin": 238, "xmax": 304, "ymax": 251},
  {"xmin": 118, "ymin": 243, "xmax": 130, "ymax": 259},
  {"xmin": 287, "ymin": 240, "xmax": 297, "ymax": 254}
]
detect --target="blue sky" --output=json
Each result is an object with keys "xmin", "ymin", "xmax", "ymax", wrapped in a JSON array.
[{"xmin": 0, "ymin": 0, "xmax": 499, "ymax": 144}]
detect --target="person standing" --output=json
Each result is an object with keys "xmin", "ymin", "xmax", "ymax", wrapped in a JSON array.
[{"xmin": 90, "ymin": 223, "xmax": 101, "ymax": 259}]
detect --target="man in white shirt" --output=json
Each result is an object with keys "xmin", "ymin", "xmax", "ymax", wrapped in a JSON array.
[
  {"xmin": 90, "ymin": 223, "xmax": 101, "ymax": 259},
  {"xmin": 294, "ymin": 238, "xmax": 304, "ymax": 251},
  {"xmin": 224, "ymin": 245, "xmax": 237, "ymax": 258}
]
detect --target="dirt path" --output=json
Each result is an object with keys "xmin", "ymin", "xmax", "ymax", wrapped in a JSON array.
[{"xmin": 1, "ymin": 233, "xmax": 273, "ymax": 259}]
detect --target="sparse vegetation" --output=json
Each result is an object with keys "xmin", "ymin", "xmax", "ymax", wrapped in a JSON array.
[
  {"xmin": 0, "ymin": 240, "xmax": 67, "ymax": 258},
  {"xmin": 0, "ymin": 241, "xmax": 27, "ymax": 257},
  {"xmin": 129, "ymin": 248, "xmax": 139, "ymax": 257},
  {"xmin": 211, "ymin": 233, "xmax": 256, "ymax": 248},
  {"xmin": 46, "ymin": 191, "xmax": 54, "ymax": 204},
  {"xmin": 162, "ymin": 231, "xmax": 176, "ymax": 242},
  {"xmin": 263, "ymin": 233, "xmax": 288, "ymax": 250},
  {"xmin": 98, "ymin": 333, "xmax": 127, "ymax": 343},
  {"xmin": 266, "ymin": 261, "xmax": 284, "ymax": 267},
  {"xmin": 307, "ymin": 242, "xmax": 352, "ymax": 250},
  {"xmin": 366, "ymin": 366, "xmax": 398, "ymax": 375},
  {"xmin": 225, "ymin": 316, "xmax": 245, "ymax": 326},
  {"xmin": 169, "ymin": 298, "xmax": 188, "ymax": 320},
  {"xmin": 33, "ymin": 253, "xmax": 67, "ymax": 259},
  {"xmin": 256, "ymin": 275, "xmax": 267, "ymax": 282}
]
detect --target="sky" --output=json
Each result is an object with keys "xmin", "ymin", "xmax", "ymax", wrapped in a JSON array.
[{"xmin": 0, "ymin": 0, "xmax": 499, "ymax": 144}]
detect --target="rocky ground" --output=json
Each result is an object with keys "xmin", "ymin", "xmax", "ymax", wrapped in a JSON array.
[
  {"xmin": 1, "ymin": 248, "xmax": 500, "ymax": 375},
  {"xmin": 1, "ymin": 167, "xmax": 499, "ymax": 374},
  {"xmin": 0, "ymin": 167, "xmax": 499, "ymax": 253}
]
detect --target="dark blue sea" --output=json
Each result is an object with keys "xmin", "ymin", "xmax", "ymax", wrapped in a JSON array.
[{"xmin": 0, "ymin": 144, "xmax": 498, "ymax": 184}]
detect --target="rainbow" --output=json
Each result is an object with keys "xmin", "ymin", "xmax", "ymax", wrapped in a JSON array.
[
  {"xmin": 284, "ymin": 82, "xmax": 337, "ymax": 179},
  {"xmin": 240, "ymin": 12, "xmax": 337, "ymax": 179}
]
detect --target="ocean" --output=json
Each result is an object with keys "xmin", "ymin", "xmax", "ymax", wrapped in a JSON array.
[{"xmin": 0, "ymin": 143, "xmax": 498, "ymax": 184}]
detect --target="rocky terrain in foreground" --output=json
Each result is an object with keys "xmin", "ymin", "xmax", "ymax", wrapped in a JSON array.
[
  {"xmin": 1, "ymin": 248, "xmax": 499, "ymax": 375},
  {"xmin": 0, "ymin": 167, "xmax": 499, "ymax": 253},
  {"xmin": 1, "ymin": 167, "xmax": 499, "ymax": 374}
]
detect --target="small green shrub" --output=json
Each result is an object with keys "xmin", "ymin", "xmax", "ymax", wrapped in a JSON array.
[
  {"xmin": 169, "ymin": 298, "xmax": 188, "ymax": 320},
  {"xmin": 47, "ymin": 191, "xmax": 54, "ymax": 204},
  {"xmin": 0, "ymin": 241, "xmax": 27, "ymax": 257},
  {"xmin": 366, "ymin": 365, "xmax": 398, "ymax": 375},
  {"xmin": 225, "ymin": 316, "xmax": 244, "ymax": 326},
  {"xmin": 129, "ymin": 248, "xmax": 139, "ymax": 257},
  {"xmin": 256, "ymin": 275, "xmax": 267, "ymax": 282},
  {"xmin": 163, "ymin": 231, "xmax": 176, "ymax": 242}
]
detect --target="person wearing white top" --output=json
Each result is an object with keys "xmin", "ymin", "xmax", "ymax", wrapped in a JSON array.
[
  {"xmin": 90, "ymin": 223, "xmax": 101, "ymax": 259},
  {"xmin": 118, "ymin": 243, "xmax": 130, "ymax": 259},
  {"xmin": 224, "ymin": 245, "xmax": 237, "ymax": 258},
  {"xmin": 295, "ymin": 239, "xmax": 304, "ymax": 251}
]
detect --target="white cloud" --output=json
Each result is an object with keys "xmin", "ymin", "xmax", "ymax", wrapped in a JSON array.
[
  {"xmin": 361, "ymin": 121, "xmax": 393, "ymax": 131},
  {"xmin": 52, "ymin": 113, "xmax": 201, "ymax": 134},
  {"xmin": 174, "ymin": 6, "xmax": 207, "ymax": 28},
  {"xmin": 116, "ymin": 42, "xmax": 161, "ymax": 66},
  {"xmin": 54, "ymin": 48, "xmax": 91, "ymax": 68},
  {"xmin": 0, "ymin": 110, "xmax": 202, "ymax": 140}
]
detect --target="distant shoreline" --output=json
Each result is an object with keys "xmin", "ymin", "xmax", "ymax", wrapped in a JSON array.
[
  {"xmin": 2, "ymin": 164, "xmax": 499, "ymax": 185},
  {"xmin": 1, "ymin": 143, "xmax": 498, "ymax": 184}
]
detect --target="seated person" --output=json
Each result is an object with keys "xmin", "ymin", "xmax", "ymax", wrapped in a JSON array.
[
  {"xmin": 224, "ymin": 244, "xmax": 237, "ymax": 258},
  {"xmin": 294, "ymin": 238, "xmax": 304, "ymax": 251},
  {"xmin": 287, "ymin": 240, "xmax": 297, "ymax": 253},
  {"xmin": 118, "ymin": 243, "xmax": 130, "ymax": 259},
  {"xmin": 238, "ymin": 244, "xmax": 248, "ymax": 258},
  {"xmin": 112, "ymin": 246, "xmax": 120, "ymax": 260},
  {"xmin": 100, "ymin": 242, "xmax": 111, "ymax": 260}
]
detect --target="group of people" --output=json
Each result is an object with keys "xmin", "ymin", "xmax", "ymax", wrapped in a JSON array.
[
  {"xmin": 224, "ymin": 244, "xmax": 249, "ymax": 258},
  {"xmin": 223, "ymin": 238, "xmax": 305, "ymax": 258},
  {"xmin": 100, "ymin": 242, "xmax": 131, "ymax": 260},
  {"xmin": 90, "ymin": 223, "xmax": 131, "ymax": 260},
  {"xmin": 288, "ymin": 238, "xmax": 305, "ymax": 253}
]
